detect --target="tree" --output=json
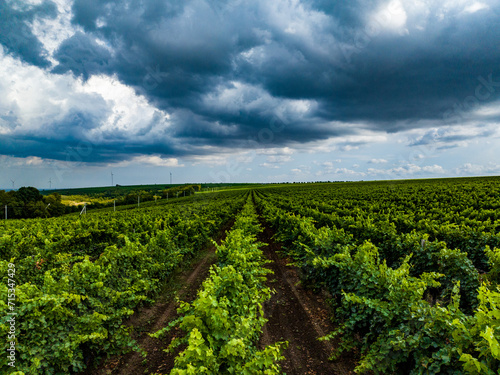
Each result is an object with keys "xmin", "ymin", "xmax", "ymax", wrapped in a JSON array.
[
  {"xmin": 1, "ymin": 187, "xmax": 68, "ymax": 219},
  {"xmin": 44, "ymin": 193, "xmax": 66, "ymax": 217},
  {"xmin": 15, "ymin": 187, "xmax": 43, "ymax": 203}
]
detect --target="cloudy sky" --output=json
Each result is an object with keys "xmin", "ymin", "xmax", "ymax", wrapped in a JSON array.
[{"xmin": 1, "ymin": 0, "xmax": 500, "ymax": 189}]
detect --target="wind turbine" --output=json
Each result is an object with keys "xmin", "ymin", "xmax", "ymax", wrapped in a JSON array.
[
  {"xmin": 111, "ymin": 171, "xmax": 114, "ymax": 186},
  {"xmin": 48, "ymin": 178, "xmax": 52, "ymax": 189},
  {"xmin": 10, "ymin": 179, "xmax": 14, "ymax": 190}
]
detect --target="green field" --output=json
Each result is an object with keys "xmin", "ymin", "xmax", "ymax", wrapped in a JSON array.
[
  {"xmin": 41, "ymin": 183, "xmax": 263, "ymax": 197},
  {"xmin": 1, "ymin": 177, "xmax": 499, "ymax": 374}
]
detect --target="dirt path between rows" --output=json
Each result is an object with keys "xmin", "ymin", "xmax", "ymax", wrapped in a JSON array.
[
  {"xmin": 257, "ymin": 218, "xmax": 358, "ymax": 375},
  {"xmin": 82, "ymin": 220, "xmax": 234, "ymax": 375}
]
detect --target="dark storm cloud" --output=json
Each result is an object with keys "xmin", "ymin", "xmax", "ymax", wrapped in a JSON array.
[
  {"xmin": 66, "ymin": 0, "xmax": 259, "ymax": 81},
  {"xmin": 60, "ymin": 0, "xmax": 500, "ymax": 123},
  {"xmin": 0, "ymin": 132, "xmax": 181, "ymax": 164},
  {"xmin": 3, "ymin": 0, "xmax": 500, "ymax": 163},
  {"xmin": 52, "ymin": 32, "xmax": 113, "ymax": 79},
  {"xmin": 0, "ymin": 0, "xmax": 57, "ymax": 67},
  {"xmin": 246, "ymin": 5, "xmax": 500, "ymax": 127},
  {"xmin": 309, "ymin": 0, "xmax": 378, "ymax": 28},
  {"xmin": 170, "ymin": 109, "xmax": 351, "ymax": 148},
  {"xmin": 324, "ymin": 17, "xmax": 500, "ymax": 126},
  {"xmin": 0, "ymin": 109, "xmax": 113, "ymax": 162}
]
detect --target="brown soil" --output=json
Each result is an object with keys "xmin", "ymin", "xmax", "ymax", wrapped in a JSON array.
[
  {"xmin": 257, "ymin": 220, "xmax": 358, "ymax": 375},
  {"xmin": 82, "ymin": 220, "xmax": 234, "ymax": 375}
]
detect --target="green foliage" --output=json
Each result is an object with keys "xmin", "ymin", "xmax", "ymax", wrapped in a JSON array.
[
  {"xmin": 15, "ymin": 187, "xmax": 43, "ymax": 204},
  {"xmin": 161, "ymin": 185, "xmax": 198, "ymax": 199},
  {"xmin": 153, "ymin": 199, "xmax": 286, "ymax": 374},
  {"xmin": 485, "ymin": 246, "xmax": 500, "ymax": 284},
  {"xmin": 318, "ymin": 242, "xmax": 464, "ymax": 373},
  {"xmin": 0, "ymin": 187, "xmax": 63, "ymax": 219},
  {"xmin": 254, "ymin": 178, "xmax": 500, "ymax": 374},
  {"xmin": 453, "ymin": 284, "xmax": 500, "ymax": 374},
  {"xmin": 0, "ymin": 190, "xmax": 247, "ymax": 374}
]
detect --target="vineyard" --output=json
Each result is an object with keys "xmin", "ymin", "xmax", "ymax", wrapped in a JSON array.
[{"xmin": 1, "ymin": 177, "xmax": 500, "ymax": 374}]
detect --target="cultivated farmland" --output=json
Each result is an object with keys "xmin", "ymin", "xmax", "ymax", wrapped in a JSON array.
[{"xmin": 1, "ymin": 177, "xmax": 499, "ymax": 374}]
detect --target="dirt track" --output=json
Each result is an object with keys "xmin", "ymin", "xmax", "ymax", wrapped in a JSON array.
[
  {"xmin": 82, "ymin": 220, "xmax": 233, "ymax": 375},
  {"xmin": 257, "ymin": 220, "xmax": 357, "ymax": 375}
]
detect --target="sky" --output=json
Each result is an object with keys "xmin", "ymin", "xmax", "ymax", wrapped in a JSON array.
[{"xmin": 1, "ymin": 0, "xmax": 500, "ymax": 189}]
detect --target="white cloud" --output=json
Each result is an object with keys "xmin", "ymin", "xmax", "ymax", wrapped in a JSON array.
[
  {"xmin": 363, "ymin": 0, "xmax": 494, "ymax": 35},
  {"xmin": 110, "ymin": 155, "xmax": 183, "ymax": 168},
  {"xmin": 318, "ymin": 159, "xmax": 343, "ymax": 174},
  {"xmin": 257, "ymin": 147, "xmax": 294, "ymax": 155},
  {"xmin": 0, "ymin": 155, "xmax": 48, "ymax": 167},
  {"xmin": 189, "ymin": 150, "xmax": 256, "ymax": 167},
  {"xmin": 334, "ymin": 168, "xmax": 366, "ymax": 176},
  {"xmin": 0, "ymin": 48, "xmax": 102, "ymax": 137},
  {"xmin": 454, "ymin": 163, "xmax": 500, "ymax": 175},
  {"xmin": 322, "ymin": 159, "xmax": 342, "ymax": 168},
  {"xmin": 369, "ymin": 158, "xmax": 388, "ymax": 164},
  {"xmin": 25, "ymin": 156, "xmax": 44, "ymax": 166},
  {"xmin": 0, "ymin": 50, "xmax": 171, "ymax": 145},
  {"xmin": 463, "ymin": 2, "xmax": 489, "ymax": 14},
  {"xmin": 422, "ymin": 164, "xmax": 445, "ymax": 173},
  {"xmin": 190, "ymin": 154, "xmax": 232, "ymax": 166},
  {"xmin": 473, "ymin": 102, "xmax": 500, "ymax": 117},
  {"xmin": 260, "ymin": 0, "xmax": 338, "ymax": 60},
  {"xmin": 407, "ymin": 124, "xmax": 499, "ymax": 149},
  {"xmin": 81, "ymin": 75, "xmax": 172, "ymax": 139},
  {"xmin": 339, "ymin": 134, "xmax": 388, "ymax": 146},
  {"xmin": 260, "ymin": 163, "xmax": 280, "ymax": 169},
  {"xmin": 31, "ymin": 0, "xmax": 78, "ymax": 60},
  {"xmin": 370, "ymin": 0, "xmax": 408, "ymax": 35},
  {"xmin": 317, "ymin": 168, "xmax": 364, "ymax": 178},
  {"xmin": 266, "ymin": 155, "xmax": 292, "ymax": 163},
  {"xmin": 133, "ymin": 156, "xmax": 182, "ymax": 167},
  {"xmin": 202, "ymin": 81, "xmax": 316, "ymax": 121},
  {"xmin": 366, "ymin": 163, "xmax": 446, "ymax": 176}
]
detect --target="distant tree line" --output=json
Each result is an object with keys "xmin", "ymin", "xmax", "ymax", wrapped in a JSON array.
[
  {"xmin": 161, "ymin": 184, "xmax": 199, "ymax": 198},
  {"xmin": 71, "ymin": 185, "xmax": 200, "ymax": 210},
  {"xmin": 120, "ymin": 185, "xmax": 197, "ymax": 205},
  {"xmin": 0, "ymin": 185, "xmax": 202, "ymax": 218},
  {"xmin": 0, "ymin": 187, "xmax": 77, "ymax": 219}
]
